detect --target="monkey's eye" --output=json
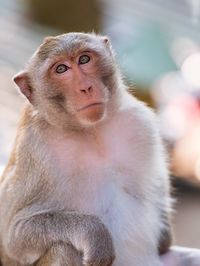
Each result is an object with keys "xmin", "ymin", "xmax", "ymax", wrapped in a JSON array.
[
  {"xmin": 79, "ymin": 55, "xmax": 90, "ymax": 65},
  {"xmin": 56, "ymin": 64, "xmax": 69, "ymax": 74}
]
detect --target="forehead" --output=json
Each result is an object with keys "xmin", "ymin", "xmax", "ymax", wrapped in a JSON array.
[{"xmin": 36, "ymin": 33, "xmax": 103, "ymax": 62}]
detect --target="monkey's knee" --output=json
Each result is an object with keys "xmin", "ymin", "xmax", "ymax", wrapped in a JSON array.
[{"xmin": 36, "ymin": 242, "xmax": 83, "ymax": 266}]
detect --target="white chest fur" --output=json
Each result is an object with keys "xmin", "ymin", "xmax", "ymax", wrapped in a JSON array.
[{"xmin": 47, "ymin": 111, "xmax": 163, "ymax": 266}]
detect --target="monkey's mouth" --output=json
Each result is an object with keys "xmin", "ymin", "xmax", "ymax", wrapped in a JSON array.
[
  {"xmin": 77, "ymin": 102, "xmax": 103, "ymax": 112},
  {"xmin": 76, "ymin": 102, "xmax": 105, "ymax": 124}
]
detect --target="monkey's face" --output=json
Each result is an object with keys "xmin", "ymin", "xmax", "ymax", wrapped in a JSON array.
[
  {"xmin": 45, "ymin": 50, "xmax": 110, "ymax": 126},
  {"xmin": 14, "ymin": 33, "xmax": 118, "ymax": 130}
]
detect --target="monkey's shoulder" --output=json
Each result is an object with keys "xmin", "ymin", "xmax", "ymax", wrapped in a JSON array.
[{"xmin": 117, "ymin": 96, "xmax": 160, "ymax": 143}]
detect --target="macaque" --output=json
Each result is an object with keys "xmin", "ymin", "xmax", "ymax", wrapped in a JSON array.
[{"xmin": 0, "ymin": 32, "xmax": 173, "ymax": 266}]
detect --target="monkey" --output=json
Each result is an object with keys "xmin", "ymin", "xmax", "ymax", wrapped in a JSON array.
[{"xmin": 0, "ymin": 32, "xmax": 173, "ymax": 266}]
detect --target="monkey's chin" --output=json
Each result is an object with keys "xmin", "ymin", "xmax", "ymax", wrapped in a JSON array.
[{"xmin": 77, "ymin": 104, "xmax": 106, "ymax": 126}]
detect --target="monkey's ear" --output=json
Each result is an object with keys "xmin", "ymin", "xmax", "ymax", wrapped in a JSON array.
[
  {"xmin": 101, "ymin": 36, "xmax": 111, "ymax": 46},
  {"xmin": 13, "ymin": 71, "xmax": 33, "ymax": 103},
  {"xmin": 101, "ymin": 36, "xmax": 113, "ymax": 54},
  {"xmin": 42, "ymin": 36, "xmax": 55, "ymax": 44}
]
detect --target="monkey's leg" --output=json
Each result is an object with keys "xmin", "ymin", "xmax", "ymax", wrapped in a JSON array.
[
  {"xmin": 36, "ymin": 242, "xmax": 83, "ymax": 266},
  {"xmin": 161, "ymin": 246, "xmax": 200, "ymax": 266}
]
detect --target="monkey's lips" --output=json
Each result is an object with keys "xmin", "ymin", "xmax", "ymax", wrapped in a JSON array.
[
  {"xmin": 76, "ymin": 102, "xmax": 105, "ymax": 123},
  {"xmin": 77, "ymin": 102, "xmax": 103, "ymax": 112}
]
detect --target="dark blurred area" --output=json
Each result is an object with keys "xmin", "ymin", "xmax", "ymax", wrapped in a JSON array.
[
  {"xmin": 0, "ymin": 0, "xmax": 200, "ymax": 249},
  {"xmin": 27, "ymin": 0, "xmax": 101, "ymax": 33}
]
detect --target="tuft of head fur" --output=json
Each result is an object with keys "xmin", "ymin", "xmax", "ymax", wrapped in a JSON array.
[{"xmin": 36, "ymin": 33, "xmax": 112, "ymax": 62}]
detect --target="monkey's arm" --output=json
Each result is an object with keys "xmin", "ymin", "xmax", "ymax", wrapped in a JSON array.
[
  {"xmin": 158, "ymin": 208, "xmax": 173, "ymax": 254},
  {"xmin": 161, "ymin": 246, "xmax": 200, "ymax": 266},
  {"xmin": 4, "ymin": 210, "xmax": 114, "ymax": 265},
  {"xmin": 148, "ymin": 106, "xmax": 173, "ymax": 255},
  {"xmin": 131, "ymin": 100, "xmax": 173, "ymax": 255}
]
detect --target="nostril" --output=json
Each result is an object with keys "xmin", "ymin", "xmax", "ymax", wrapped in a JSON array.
[
  {"xmin": 88, "ymin": 86, "xmax": 93, "ymax": 93},
  {"xmin": 80, "ymin": 86, "xmax": 93, "ymax": 95},
  {"xmin": 80, "ymin": 89, "xmax": 87, "ymax": 94}
]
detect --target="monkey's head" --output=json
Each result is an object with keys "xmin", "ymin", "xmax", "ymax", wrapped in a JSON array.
[{"xmin": 14, "ymin": 32, "xmax": 123, "ymax": 131}]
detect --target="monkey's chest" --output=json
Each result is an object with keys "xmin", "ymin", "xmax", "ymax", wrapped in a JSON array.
[
  {"xmin": 61, "ymin": 164, "xmax": 159, "ymax": 265},
  {"xmin": 51, "ymin": 133, "xmax": 149, "ymax": 214},
  {"xmin": 54, "ymin": 143, "xmax": 143, "ymax": 212},
  {"xmin": 51, "ymin": 142, "xmax": 160, "ymax": 266},
  {"xmin": 53, "ymin": 146, "xmax": 152, "ymax": 225}
]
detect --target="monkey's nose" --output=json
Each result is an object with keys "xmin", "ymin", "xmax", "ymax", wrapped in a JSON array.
[{"xmin": 80, "ymin": 86, "xmax": 93, "ymax": 96}]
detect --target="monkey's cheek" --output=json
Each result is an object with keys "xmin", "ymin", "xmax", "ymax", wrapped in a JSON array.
[{"xmin": 78, "ymin": 105, "xmax": 106, "ymax": 124}]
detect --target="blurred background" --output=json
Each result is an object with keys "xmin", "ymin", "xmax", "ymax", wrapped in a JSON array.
[{"xmin": 0, "ymin": 0, "xmax": 200, "ymax": 249}]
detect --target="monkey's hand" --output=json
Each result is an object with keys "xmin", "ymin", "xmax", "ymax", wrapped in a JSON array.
[
  {"xmin": 73, "ymin": 215, "xmax": 115, "ymax": 266},
  {"xmin": 5, "ymin": 211, "xmax": 115, "ymax": 266}
]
